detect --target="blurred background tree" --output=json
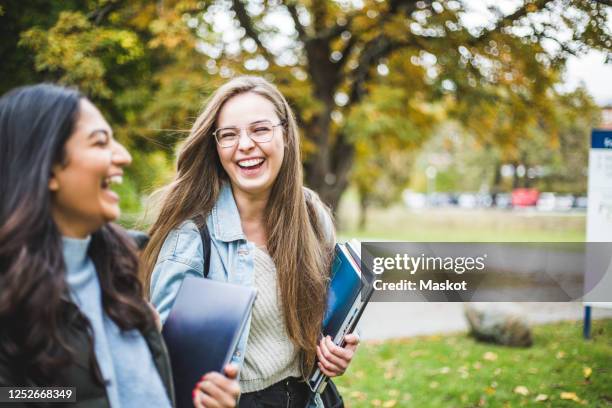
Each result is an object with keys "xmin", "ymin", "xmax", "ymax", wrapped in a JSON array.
[{"xmin": 1, "ymin": 0, "xmax": 610, "ymax": 214}]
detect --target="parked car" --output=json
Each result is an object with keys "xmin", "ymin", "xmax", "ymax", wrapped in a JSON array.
[
  {"xmin": 574, "ymin": 196, "xmax": 588, "ymax": 210},
  {"xmin": 428, "ymin": 193, "xmax": 454, "ymax": 207},
  {"xmin": 476, "ymin": 193, "xmax": 493, "ymax": 208},
  {"xmin": 512, "ymin": 188, "xmax": 539, "ymax": 207},
  {"xmin": 555, "ymin": 195, "xmax": 574, "ymax": 211},
  {"xmin": 494, "ymin": 193, "xmax": 512, "ymax": 209},
  {"xmin": 537, "ymin": 192, "xmax": 556, "ymax": 211},
  {"xmin": 458, "ymin": 193, "xmax": 477, "ymax": 209},
  {"xmin": 537, "ymin": 193, "xmax": 575, "ymax": 212},
  {"xmin": 403, "ymin": 190, "xmax": 427, "ymax": 209}
]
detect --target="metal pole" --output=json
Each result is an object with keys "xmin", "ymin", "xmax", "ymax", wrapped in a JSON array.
[{"xmin": 583, "ymin": 305, "xmax": 592, "ymax": 339}]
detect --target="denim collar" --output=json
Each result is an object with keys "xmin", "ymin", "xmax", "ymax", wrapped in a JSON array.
[{"xmin": 211, "ymin": 182, "xmax": 246, "ymax": 242}]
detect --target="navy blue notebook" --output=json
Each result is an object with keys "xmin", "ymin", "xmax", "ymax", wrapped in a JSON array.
[
  {"xmin": 321, "ymin": 244, "xmax": 363, "ymax": 339},
  {"xmin": 308, "ymin": 241, "xmax": 376, "ymax": 392},
  {"xmin": 162, "ymin": 276, "xmax": 256, "ymax": 408}
]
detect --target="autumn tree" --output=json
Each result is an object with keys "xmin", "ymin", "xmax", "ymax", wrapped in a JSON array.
[
  {"xmin": 193, "ymin": 0, "xmax": 611, "ymax": 209},
  {"xmin": 1, "ymin": 0, "xmax": 218, "ymax": 215},
  {"xmin": 3, "ymin": 0, "xmax": 611, "ymax": 212}
]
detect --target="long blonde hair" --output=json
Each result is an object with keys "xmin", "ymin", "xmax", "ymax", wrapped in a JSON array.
[{"xmin": 141, "ymin": 75, "xmax": 332, "ymax": 375}]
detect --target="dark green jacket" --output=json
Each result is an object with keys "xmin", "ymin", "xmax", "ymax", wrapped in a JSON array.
[{"xmin": 0, "ymin": 307, "xmax": 175, "ymax": 408}]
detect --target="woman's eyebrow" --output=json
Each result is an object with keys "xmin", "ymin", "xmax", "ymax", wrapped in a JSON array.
[
  {"xmin": 249, "ymin": 119, "xmax": 272, "ymax": 125},
  {"xmin": 87, "ymin": 129, "xmax": 112, "ymax": 139},
  {"xmin": 218, "ymin": 119, "xmax": 272, "ymax": 129}
]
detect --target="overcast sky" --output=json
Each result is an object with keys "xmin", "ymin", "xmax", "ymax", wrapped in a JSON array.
[
  {"xmin": 565, "ymin": 51, "xmax": 612, "ymax": 106},
  {"xmin": 462, "ymin": 0, "xmax": 612, "ymax": 106}
]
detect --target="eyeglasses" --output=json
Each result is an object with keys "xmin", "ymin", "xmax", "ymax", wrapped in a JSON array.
[{"xmin": 213, "ymin": 120, "xmax": 284, "ymax": 148}]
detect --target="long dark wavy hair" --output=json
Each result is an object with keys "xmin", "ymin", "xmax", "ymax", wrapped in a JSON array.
[{"xmin": 0, "ymin": 84, "xmax": 154, "ymax": 385}]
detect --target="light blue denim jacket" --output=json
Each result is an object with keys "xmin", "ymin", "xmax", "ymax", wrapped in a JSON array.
[{"xmin": 149, "ymin": 183, "xmax": 334, "ymax": 404}]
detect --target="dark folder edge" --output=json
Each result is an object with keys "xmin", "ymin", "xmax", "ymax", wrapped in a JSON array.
[
  {"xmin": 162, "ymin": 276, "xmax": 256, "ymax": 408},
  {"xmin": 308, "ymin": 241, "xmax": 376, "ymax": 392}
]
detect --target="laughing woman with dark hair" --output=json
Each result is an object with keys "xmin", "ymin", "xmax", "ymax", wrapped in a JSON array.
[{"xmin": 0, "ymin": 84, "xmax": 239, "ymax": 408}]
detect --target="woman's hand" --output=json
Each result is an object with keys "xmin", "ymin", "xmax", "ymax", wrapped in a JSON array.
[
  {"xmin": 193, "ymin": 364, "xmax": 240, "ymax": 408},
  {"xmin": 316, "ymin": 334, "xmax": 360, "ymax": 377}
]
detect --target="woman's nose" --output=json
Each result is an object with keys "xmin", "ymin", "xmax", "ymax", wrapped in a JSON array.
[
  {"xmin": 112, "ymin": 140, "xmax": 132, "ymax": 167},
  {"xmin": 237, "ymin": 129, "xmax": 255, "ymax": 150}
]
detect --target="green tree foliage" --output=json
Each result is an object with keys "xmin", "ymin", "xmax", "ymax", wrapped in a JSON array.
[
  {"xmin": 519, "ymin": 86, "xmax": 601, "ymax": 194},
  {"xmin": 408, "ymin": 86, "xmax": 601, "ymax": 196},
  {"xmin": 2, "ymin": 0, "xmax": 610, "ymax": 212},
  {"xmin": 1, "ymin": 0, "xmax": 215, "ymax": 214},
  {"xmin": 192, "ymin": 0, "xmax": 610, "ymax": 209}
]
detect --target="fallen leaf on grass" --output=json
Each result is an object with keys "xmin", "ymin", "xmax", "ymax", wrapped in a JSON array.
[
  {"xmin": 583, "ymin": 367, "xmax": 592, "ymax": 380},
  {"xmin": 534, "ymin": 394, "xmax": 549, "ymax": 402},
  {"xmin": 350, "ymin": 391, "xmax": 367, "ymax": 401},
  {"xmin": 483, "ymin": 351, "xmax": 498, "ymax": 361},
  {"xmin": 556, "ymin": 351, "xmax": 566, "ymax": 359},
  {"xmin": 485, "ymin": 386, "xmax": 496, "ymax": 395},
  {"xmin": 382, "ymin": 400, "xmax": 397, "ymax": 407},
  {"xmin": 514, "ymin": 385, "xmax": 529, "ymax": 396},
  {"xmin": 371, "ymin": 399, "xmax": 381, "ymax": 406},
  {"xmin": 560, "ymin": 392, "xmax": 582, "ymax": 403}
]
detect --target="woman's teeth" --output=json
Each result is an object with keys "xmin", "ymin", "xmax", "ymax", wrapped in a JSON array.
[
  {"xmin": 102, "ymin": 175, "xmax": 123, "ymax": 188},
  {"xmin": 238, "ymin": 158, "xmax": 264, "ymax": 168}
]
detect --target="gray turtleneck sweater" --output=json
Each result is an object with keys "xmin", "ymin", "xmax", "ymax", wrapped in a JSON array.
[{"xmin": 62, "ymin": 236, "xmax": 171, "ymax": 408}]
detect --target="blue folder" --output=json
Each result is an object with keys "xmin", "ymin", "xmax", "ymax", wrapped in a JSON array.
[
  {"xmin": 309, "ymin": 242, "xmax": 375, "ymax": 392},
  {"xmin": 321, "ymin": 245, "xmax": 363, "ymax": 339},
  {"xmin": 162, "ymin": 276, "xmax": 256, "ymax": 408}
]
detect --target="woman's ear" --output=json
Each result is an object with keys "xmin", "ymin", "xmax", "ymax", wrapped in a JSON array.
[{"xmin": 49, "ymin": 167, "xmax": 60, "ymax": 192}]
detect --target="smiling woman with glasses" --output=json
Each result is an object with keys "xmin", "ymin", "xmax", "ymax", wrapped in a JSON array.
[
  {"xmin": 214, "ymin": 120, "xmax": 284, "ymax": 148},
  {"xmin": 141, "ymin": 76, "xmax": 359, "ymax": 408}
]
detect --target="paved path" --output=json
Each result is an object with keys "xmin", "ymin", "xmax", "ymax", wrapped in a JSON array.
[{"xmin": 358, "ymin": 302, "xmax": 612, "ymax": 341}]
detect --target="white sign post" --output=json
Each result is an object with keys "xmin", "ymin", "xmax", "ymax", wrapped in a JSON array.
[{"xmin": 584, "ymin": 129, "xmax": 612, "ymax": 338}]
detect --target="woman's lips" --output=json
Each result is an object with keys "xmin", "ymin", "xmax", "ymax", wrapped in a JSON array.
[
  {"xmin": 236, "ymin": 158, "xmax": 265, "ymax": 177},
  {"xmin": 103, "ymin": 188, "xmax": 120, "ymax": 202}
]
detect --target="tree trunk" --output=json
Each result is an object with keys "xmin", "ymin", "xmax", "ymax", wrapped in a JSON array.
[
  {"xmin": 491, "ymin": 160, "xmax": 502, "ymax": 205},
  {"xmin": 304, "ymin": 147, "xmax": 354, "ymax": 211},
  {"xmin": 512, "ymin": 162, "xmax": 520, "ymax": 189},
  {"xmin": 358, "ymin": 190, "xmax": 369, "ymax": 230},
  {"xmin": 301, "ymin": 53, "xmax": 355, "ymax": 211}
]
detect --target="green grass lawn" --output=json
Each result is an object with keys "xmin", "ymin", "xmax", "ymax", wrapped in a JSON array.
[
  {"xmin": 336, "ymin": 196, "xmax": 586, "ymax": 242},
  {"xmin": 334, "ymin": 319, "xmax": 611, "ymax": 407},
  {"xmin": 122, "ymin": 190, "xmax": 587, "ymax": 242}
]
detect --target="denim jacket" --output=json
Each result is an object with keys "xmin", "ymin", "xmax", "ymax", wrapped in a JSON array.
[{"xmin": 149, "ymin": 183, "xmax": 334, "ymax": 405}]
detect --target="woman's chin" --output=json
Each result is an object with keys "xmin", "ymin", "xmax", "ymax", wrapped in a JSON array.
[
  {"xmin": 101, "ymin": 205, "xmax": 121, "ymax": 223},
  {"xmin": 233, "ymin": 178, "xmax": 273, "ymax": 196}
]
